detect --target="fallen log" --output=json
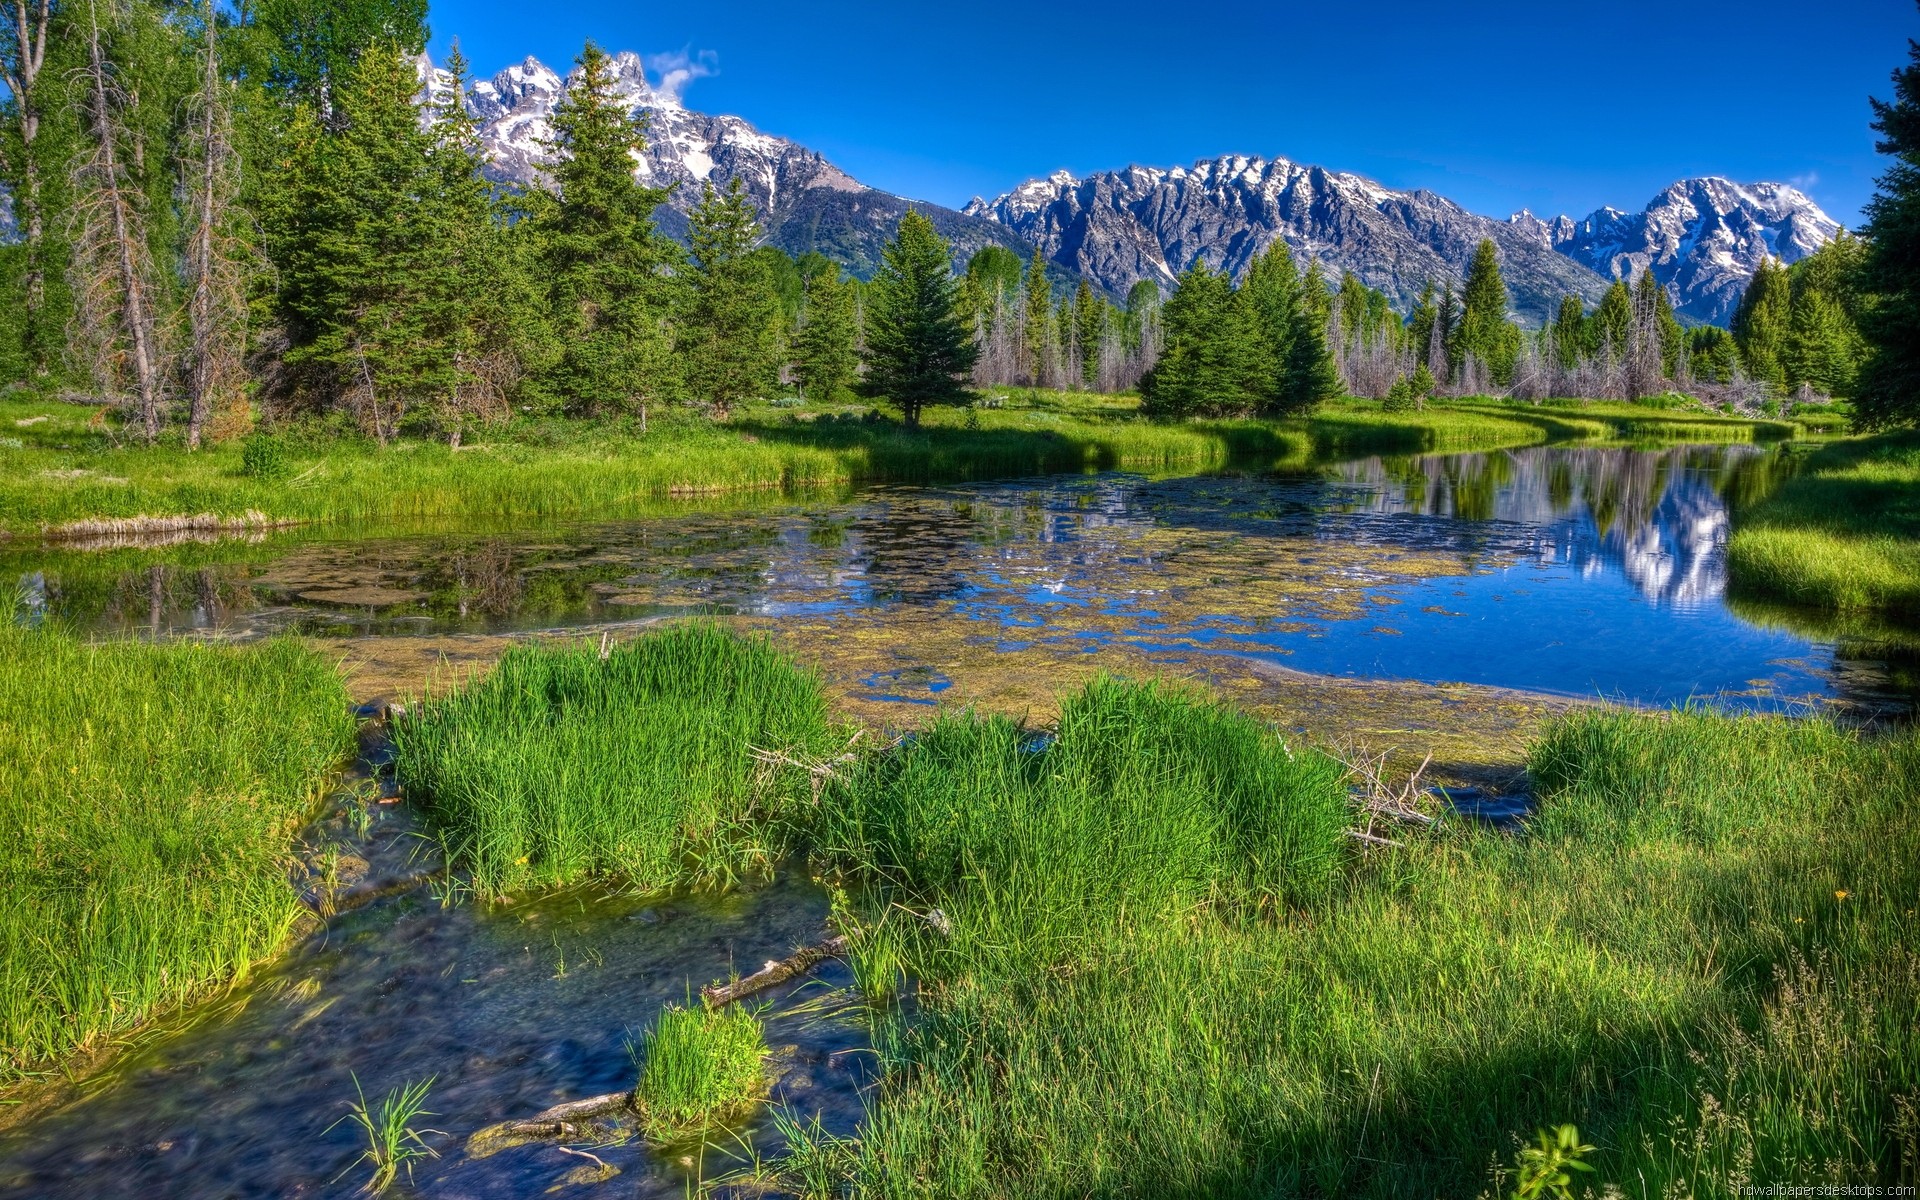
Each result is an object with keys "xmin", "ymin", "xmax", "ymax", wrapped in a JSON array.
[
  {"xmin": 701, "ymin": 935, "xmax": 849, "ymax": 1008},
  {"xmin": 502, "ymin": 1091, "xmax": 631, "ymax": 1137}
]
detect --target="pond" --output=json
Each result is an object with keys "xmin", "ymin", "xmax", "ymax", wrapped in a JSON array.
[{"xmin": 2, "ymin": 439, "xmax": 1912, "ymax": 1198}]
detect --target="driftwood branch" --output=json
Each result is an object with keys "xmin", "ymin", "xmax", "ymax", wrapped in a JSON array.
[{"xmin": 701, "ymin": 935, "xmax": 849, "ymax": 1008}]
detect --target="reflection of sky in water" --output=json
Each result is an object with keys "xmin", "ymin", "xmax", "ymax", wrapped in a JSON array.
[{"xmin": 10, "ymin": 444, "xmax": 1904, "ymax": 711}]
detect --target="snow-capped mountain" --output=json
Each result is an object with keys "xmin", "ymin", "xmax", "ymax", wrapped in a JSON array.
[
  {"xmin": 1509, "ymin": 179, "xmax": 1839, "ymax": 324},
  {"xmin": 963, "ymin": 156, "xmax": 1616, "ymax": 324},
  {"xmin": 426, "ymin": 51, "xmax": 1033, "ymax": 277}
]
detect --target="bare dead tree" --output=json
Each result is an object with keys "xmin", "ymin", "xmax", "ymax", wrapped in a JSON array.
[
  {"xmin": 179, "ymin": 0, "xmax": 251, "ymax": 448},
  {"xmin": 69, "ymin": 0, "xmax": 167, "ymax": 440},
  {"xmin": 1, "ymin": 0, "xmax": 52, "ymax": 371}
]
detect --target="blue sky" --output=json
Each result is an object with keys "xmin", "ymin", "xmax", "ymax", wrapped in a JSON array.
[{"xmin": 425, "ymin": 0, "xmax": 1915, "ymax": 227}]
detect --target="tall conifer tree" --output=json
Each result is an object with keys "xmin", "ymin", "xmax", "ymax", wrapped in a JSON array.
[
  {"xmin": 1731, "ymin": 258, "xmax": 1792, "ymax": 390},
  {"xmin": 682, "ymin": 178, "xmax": 784, "ymax": 417},
  {"xmin": 1854, "ymin": 8, "xmax": 1920, "ymax": 427},
  {"xmin": 793, "ymin": 267, "xmax": 858, "ymax": 402},
  {"xmin": 861, "ymin": 211, "xmax": 976, "ymax": 427},
  {"xmin": 538, "ymin": 42, "xmax": 679, "ymax": 416}
]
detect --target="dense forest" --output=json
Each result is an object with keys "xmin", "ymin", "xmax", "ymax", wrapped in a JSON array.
[{"xmin": 1, "ymin": 0, "xmax": 1915, "ymax": 441}]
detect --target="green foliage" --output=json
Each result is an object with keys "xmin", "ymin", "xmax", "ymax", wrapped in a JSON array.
[
  {"xmin": 0, "ymin": 624, "xmax": 353, "ymax": 1076},
  {"xmin": 1450, "ymin": 239, "xmax": 1518, "ymax": 383},
  {"xmin": 1021, "ymin": 250, "xmax": 1052, "ymax": 377},
  {"xmin": 792, "ymin": 267, "xmax": 860, "ymax": 402},
  {"xmin": 1281, "ymin": 260, "xmax": 1344, "ymax": 411},
  {"xmin": 633, "ymin": 1004, "xmax": 769, "ymax": 1141},
  {"xmin": 252, "ymin": 0, "xmax": 427, "ymax": 107},
  {"xmin": 1382, "ymin": 375, "xmax": 1417, "ymax": 412},
  {"xmin": 1592, "ymin": 279, "xmax": 1631, "ymax": 358},
  {"xmin": 1510, "ymin": 1125, "xmax": 1597, "ymax": 1200},
  {"xmin": 535, "ymin": 42, "xmax": 680, "ymax": 416},
  {"xmin": 241, "ymin": 431, "xmax": 291, "ymax": 478},
  {"xmin": 1855, "ymin": 18, "xmax": 1920, "ymax": 428},
  {"xmin": 331, "ymin": 1073, "xmax": 440, "ymax": 1194},
  {"xmin": 1732, "ymin": 257, "xmax": 1792, "ymax": 390},
  {"xmin": 393, "ymin": 624, "xmax": 839, "ymax": 898},
  {"xmin": 1071, "ymin": 280, "xmax": 1104, "ymax": 385},
  {"xmin": 682, "ymin": 179, "xmax": 785, "ymax": 417},
  {"xmin": 1139, "ymin": 262, "xmax": 1267, "ymax": 416},
  {"xmin": 965, "ymin": 245, "xmax": 1023, "ymax": 308},
  {"xmin": 1410, "ymin": 362, "xmax": 1436, "ymax": 399},
  {"xmin": 1551, "ymin": 294, "xmax": 1589, "ymax": 367},
  {"xmin": 859, "ymin": 211, "xmax": 978, "ymax": 428}
]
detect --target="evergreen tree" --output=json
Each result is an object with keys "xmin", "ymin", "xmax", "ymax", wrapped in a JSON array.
[
  {"xmin": 1688, "ymin": 326, "xmax": 1740, "ymax": 384},
  {"xmin": 1634, "ymin": 270, "xmax": 1685, "ymax": 379},
  {"xmin": 537, "ymin": 42, "xmax": 679, "ymax": 416},
  {"xmin": 1433, "ymin": 281, "xmax": 1459, "ymax": 379},
  {"xmin": 1855, "ymin": 15, "xmax": 1920, "ymax": 427},
  {"xmin": 277, "ymin": 43, "xmax": 445, "ymax": 439},
  {"xmin": 1021, "ymin": 250, "xmax": 1051, "ymax": 382},
  {"xmin": 682, "ymin": 178, "xmax": 784, "ymax": 417},
  {"xmin": 1, "ymin": 0, "xmax": 58, "ymax": 375},
  {"xmin": 1449, "ymin": 239, "xmax": 1515, "ymax": 385},
  {"xmin": 1139, "ymin": 263, "xmax": 1266, "ymax": 416},
  {"xmin": 1123, "ymin": 279, "xmax": 1160, "ymax": 351},
  {"xmin": 792, "ymin": 267, "xmax": 858, "ymax": 402},
  {"xmin": 1786, "ymin": 285, "xmax": 1862, "ymax": 397},
  {"xmin": 1281, "ymin": 260, "xmax": 1342, "ymax": 412},
  {"xmin": 1072, "ymin": 280, "xmax": 1104, "ymax": 385},
  {"xmin": 1551, "ymin": 294, "xmax": 1587, "ymax": 368},
  {"xmin": 1406, "ymin": 281, "xmax": 1438, "ymax": 362},
  {"xmin": 1335, "ymin": 270, "xmax": 1369, "ymax": 347},
  {"xmin": 1731, "ymin": 257, "xmax": 1791, "ymax": 390},
  {"xmin": 860, "ymin": 211, "xmax": 976, "ymax": 427},
  {"xmin": 1241, "ymin": 240, "xmax": 1301, "ymax": 403},
  {"xmin": 253, "ymin": 0, "xmax": 428, "ymax": 111},
  {"xmin": 1592, "ymin": 279, "xmax": 1632, "ymax": 358}
]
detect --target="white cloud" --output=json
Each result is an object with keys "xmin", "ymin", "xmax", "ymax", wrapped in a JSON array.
[
  {"xmin": 645, "ymin": 49, "xmax": 718, "ymax": 103},
  {"xmin": 1788, "ymin": 171, "xmax": 1820, "ymax": 190}
]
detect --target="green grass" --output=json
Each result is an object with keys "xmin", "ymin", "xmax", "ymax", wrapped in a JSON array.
[
  {"xmin": 1725, "ymin": 430, "xmax": 1920, "ymax": 619},
  {"xmin": 380, "ymin": 629, "xmax": 1916, "ymax": 1193},
  {"xmin": 810, "ymin": 705, "xmax": 1918, "ymax": 1198},
  {"xmin": 391, "ymin": 624, "xmax": 842, "ymax": 899},
  {"xmin": 632, "ymin": 1003, "xmax": 770, "ymax": 1142},
  {"xmin": 332, "ymin": 1074, "xmax": 440, "ymax": 1193},
  {"xmin": 0, "ymin": 622, "xmax": 354, "ymax": 1081}
]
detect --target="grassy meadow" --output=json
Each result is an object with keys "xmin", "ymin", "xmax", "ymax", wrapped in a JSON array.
[
  {"xmin": 1726, "ymin": 429, "xmax": 1920, "ymax": 620},
  {"xmin": 0, "ymin": 389, "xmax": 1800, "ymax": 537},
  {"xmin": 0, "ymin": 623, "xmax": 353, "ymax": 1083},
  {"xmin": 386, "ymin": 628, "xmax": 1919, "ymax": 1195}
]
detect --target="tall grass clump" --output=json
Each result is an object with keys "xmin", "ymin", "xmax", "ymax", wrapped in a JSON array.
[
  {"xmin": 393, "ymin": 624, "xmax": 839, "ymax": 898},
  {"xmin": 814, "ymin": 699, "xmax": 1918, "ymax": 1197},
  {"xmin": 0, "ymin": 623, "xmax": 353, "ymax": 1080},
  {"xmin": 632, "ymin": 1003, "xmax": 770, "ymax": 1142},
  {"xmin": 331, "ymin": 1074, "xmax": 440, "ymax": 1194},
  {"xmin": 1726, "ymin": 430, "xmax": 1920, "ymax": 618}
]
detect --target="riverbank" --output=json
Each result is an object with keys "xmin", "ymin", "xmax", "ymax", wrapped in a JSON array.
[
  {"xmin": 0, "ymin": 624, "xmax": 353, "ymax": 1086},
  {"xmin": 1726, "ymin": 429, "xmax": 1920, "ymax": 620},
  {"xmin": 384, "ymin": 627, "xmax": 1917, "ymax": 1197},
  {"xmin": 0, "ymin": 391, "xmax": 1797, "ymax": 538}
]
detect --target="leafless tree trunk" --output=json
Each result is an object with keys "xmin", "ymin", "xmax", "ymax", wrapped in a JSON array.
[
  {"xmin": 71, "ymin": 0, "xmax": 167, "ymax": 440},
  {"xmin": 180, "ymin": 0, "xmax": 250, "ymax": 448},
  {"xmin": 2, "ymin": 0, "xmax": 51, "ymax": 372}
]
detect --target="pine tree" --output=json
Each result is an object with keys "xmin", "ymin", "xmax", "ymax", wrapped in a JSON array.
[
  {"xmin": 1072, "ymin": 280, "xmax": 1104, "ymax": 386},
  {"xmin": 1139, "ymin": 263, "xmax": 1266, "ymax": 416},
  {"xmin": 421, "ymin": 43, "xmax": 527, "ymax": 443},
  {"xmin": 1786, "ymin": 285, "xmax": 1861, "ymax": 398},
  {"xmin": 1854, "ymin": 13, "xmax": 1920, "ymax": 427},
  {"xmin": 1552, "ymin": 295, "xmax": 1587, "ymax": 369},
  {"xmin": 1281, "ymin": 259, "xmax": 1342, "ymax": 412},
  {"xmin": 792, "ymin": 267, "xmax": 858, "ymax": 402},
  {"xmin": 860, "ymin": 211, "xmax": 976, "ymax": 427},
  {"xmin": 681, "ymin": 178, "xmax": 784, "ymax": 417},
  {"xmin": 1406, "ymin": 281, "xmax": 1438, "ymax": 363},
  {"xmin": 538, "ymin": 42, "xmax": 679, "ymax": 417},
  {"xmin": 1449, "ymin": 239, "xmax": 1515, "ymax": 386},
  {"xmin": 1241, "ymin": 240, "xmax": 1301, "ymax": 404},
  {"xmin": 253, "ymin": 0, "xmax": 428, "ymax": 111},
  {"xmin": 278, "ymin": 43, "xmax": 444, "ymax": 440},
  {"xmin": 1021, "ymin": 250, "xmax": 1050, "ymax": 384},
  {"xmin": 1731, "ymin": 257, "xmax": 1791, "ymax": 391},
  {"xmin": 1433, "ymin": 281, "xmax": 1458, "ymax": 380},
  {"xmin": 1335, "ymin": 270, "xmax": 1369, "ymax": 348},
  {"xmin": 1592, "ymin": 279, "xmax": 1632, "ymax": 360}
]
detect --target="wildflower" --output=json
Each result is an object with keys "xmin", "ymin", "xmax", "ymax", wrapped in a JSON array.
[{"xmin": 1834, "ymin": 890, "xmax": 1849, "ymax": 901}]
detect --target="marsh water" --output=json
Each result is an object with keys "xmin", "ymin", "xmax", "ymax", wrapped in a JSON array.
[{"xmin": 3, "ymin": 439, "xmax": 1914, "ymax": 1198}]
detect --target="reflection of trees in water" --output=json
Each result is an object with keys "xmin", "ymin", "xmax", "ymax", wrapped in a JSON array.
[
  {"xmin": 1339, "ymin": 445, "xmax": 1778, "ymax": 606},
  {"xmin": 96, "ymin": 564, "xmax": 256, "ymax": 632}
]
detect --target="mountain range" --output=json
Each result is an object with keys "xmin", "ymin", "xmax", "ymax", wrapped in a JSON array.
[{"xmin": 6, "ymin": 51, "xmax": 1833, "ymax": 329}]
